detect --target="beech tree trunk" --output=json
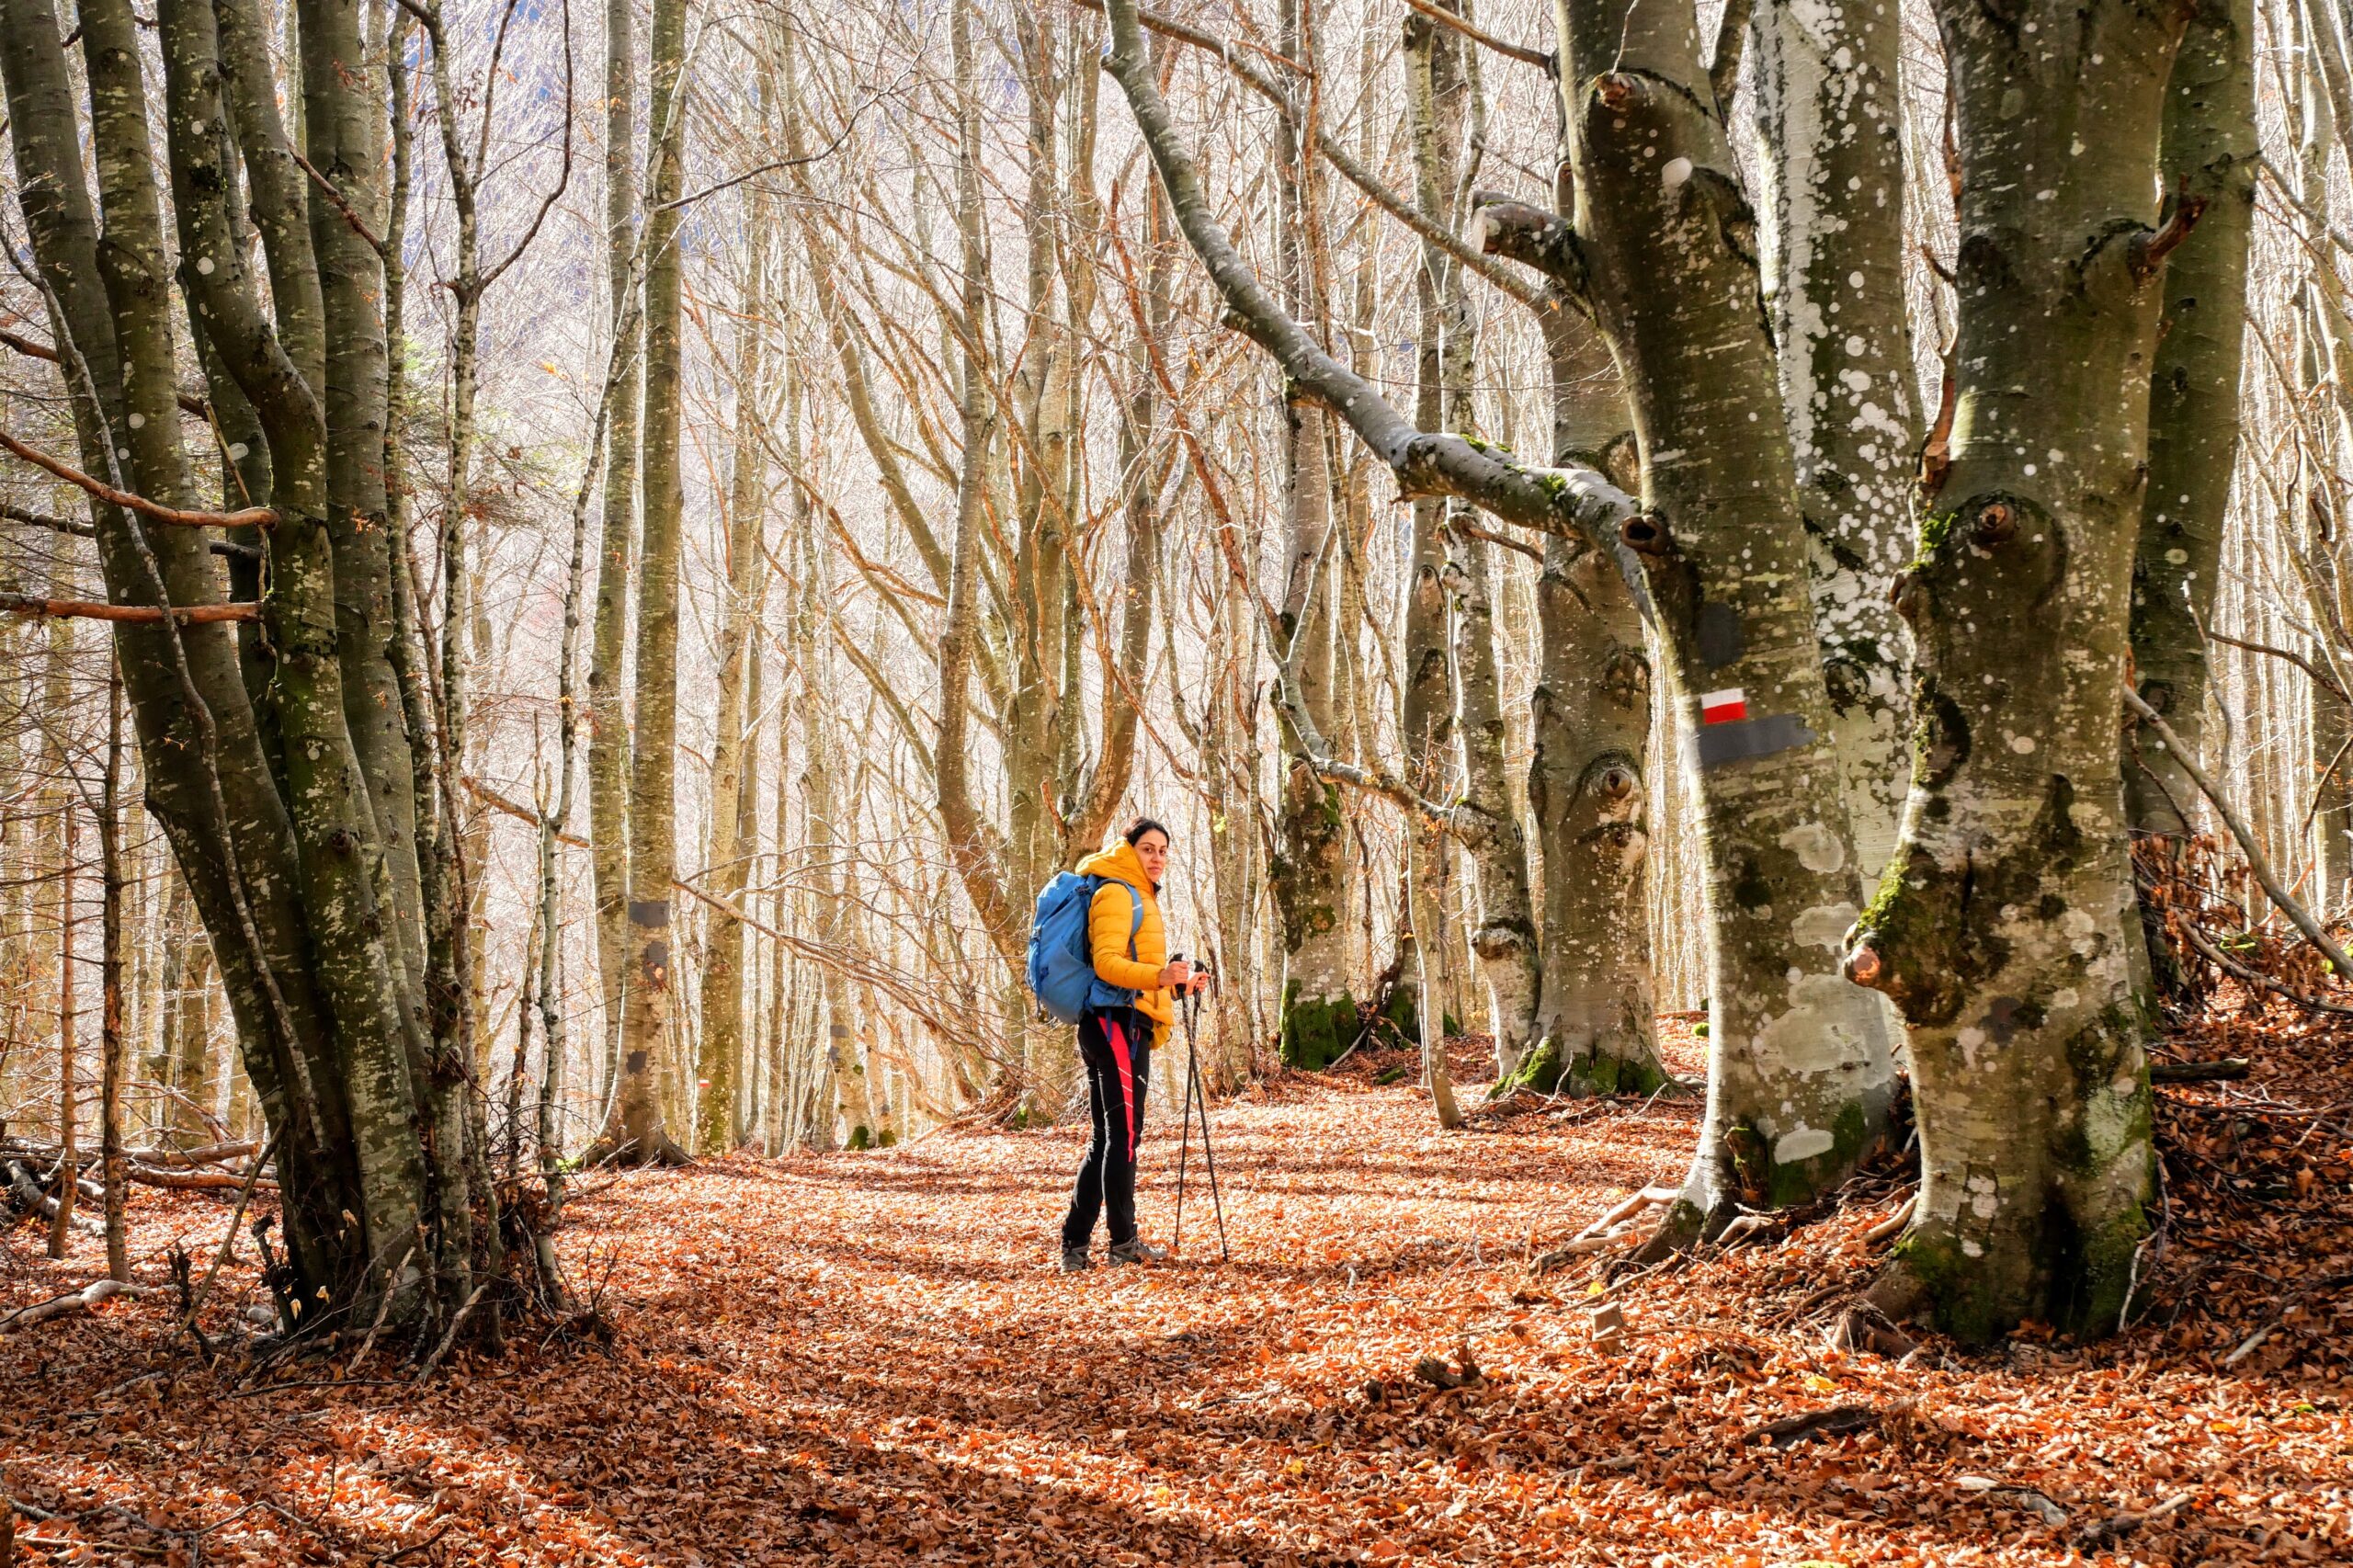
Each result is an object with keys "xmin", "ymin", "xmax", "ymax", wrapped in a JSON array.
[
  {"xmin": 695, "ymin": 146, "xmax": 775, "ymax": 1153},
  {"xmin": 1546, "ymin": 0, "xmax": 1895, "ymax": 1222},
  {"xmin": 0, "ymin": 0, "xmax": 516, "ymax": 1330},
  {"xmin": 587, "ymin": 0, "xmax": 639, "ymax": 1119},
  {"xmin": 1847, "ymin": 0, "xmax": 2188, "ymax": 1342},
  {"xmin": 2125, "ymin": 0, "xmax": 2258, "ymax": 885},
  {"xmin": 603, "ymin": 0, "xmax": 689, "ymax": 1165},
  {"xmin": 1513, "ymin": 303, "xmax": 1668, "ymax": 1096},
  {"xmin": 1752, "ymin": 0, "xmax": 1920, "ymax": 881}
]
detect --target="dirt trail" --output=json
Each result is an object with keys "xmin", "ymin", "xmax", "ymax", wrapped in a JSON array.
[{"xmin": 2, "ymin": 1025, "xmax": 2347, "ymax": 1564}]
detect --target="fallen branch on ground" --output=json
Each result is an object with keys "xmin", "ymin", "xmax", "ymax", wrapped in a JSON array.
[
  {"xmin": 1749, "ymin": 1404, "xmax": 1877, "ymax": 1448},
  {"xmin": 127, "ymin": 1162, "xmax": 276, "ymax": 1192},
  {"xmin": 0, "ymin": 1278, "xmax": 142, "ymax": 1334},
  {"xmin": 2150, "ymin": 1057, "xmax": 2250, "ymax": 1082},
  {"xmin": 2221, "ymin": 1270, "xmax": 2353, "ymax": 1368},
  {"xmin": 5, "ymin": 1160, "xmax": 105, "ymax": 1234}
]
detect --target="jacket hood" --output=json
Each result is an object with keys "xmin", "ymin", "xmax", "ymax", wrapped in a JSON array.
[{"xmin": 1077, "ymin": 839, "xmax": 1156, "ymax": 894}]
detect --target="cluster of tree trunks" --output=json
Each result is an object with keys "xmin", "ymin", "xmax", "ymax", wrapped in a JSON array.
[
  {"xmin": 1101, "ymin": 0, "xmax": 2257, "ymax": 1342},
  {"xmin": 0, "ymin": 0, "xmax": 554, "ymax": 1335}
]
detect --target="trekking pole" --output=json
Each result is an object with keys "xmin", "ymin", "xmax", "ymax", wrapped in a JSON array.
[
  {"xmin": 1183, "ymin": 965, "xmax": 1229, "ymax": 1262},
  {"xmin": 1173, "ymin": 952, "xmax": 1195, "ymax": 1256}
]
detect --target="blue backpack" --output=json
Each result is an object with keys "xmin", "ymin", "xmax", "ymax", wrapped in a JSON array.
[{"xmin": 1026, "ymin": 872, "xmax": 1142, "ymax": 1025}]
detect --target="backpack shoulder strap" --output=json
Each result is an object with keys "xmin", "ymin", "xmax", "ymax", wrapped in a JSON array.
[{"xmin": 1123, "ymin": 883, "xmax": 1142, "ymax": 960}]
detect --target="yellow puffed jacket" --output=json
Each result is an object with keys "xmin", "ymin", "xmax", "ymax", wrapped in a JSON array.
[{"xmin": 1076, "ymin": 839, "xmax": 1173, "ymax": 1047}]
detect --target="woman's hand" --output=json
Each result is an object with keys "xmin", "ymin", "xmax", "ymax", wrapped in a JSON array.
[
  {"xmin": 1186, "ymin": 970, "xmax": 1210, "ymax": 995},
  {"xmin": 1158, "ymin": 960, "xmax": 1191, "ymax": 992}
]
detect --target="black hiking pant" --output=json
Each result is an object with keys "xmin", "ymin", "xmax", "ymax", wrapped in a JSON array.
[{"xmin": 1062, "ymin": 1006, "xmax": 1153, "ymax": 1251}]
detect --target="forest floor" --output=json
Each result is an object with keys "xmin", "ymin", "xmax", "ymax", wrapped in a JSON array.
[{"xmin": 2, "ymin": 1006, "xmax": 2349, "ymax": 1566}]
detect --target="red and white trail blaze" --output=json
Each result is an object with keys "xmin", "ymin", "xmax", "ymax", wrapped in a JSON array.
[{"xmin": 1698, "ymin": 688, "xmax": 1747, "ymax": 725}]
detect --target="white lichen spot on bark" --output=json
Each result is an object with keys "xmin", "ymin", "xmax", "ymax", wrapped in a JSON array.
[
  {"xmin": 1777, "ymin": 821, "xmax": 1845, "ymax": 873},
  {"xmin": 1791, "ymin": 901, "xmax": 1859, "ymax": 949}
]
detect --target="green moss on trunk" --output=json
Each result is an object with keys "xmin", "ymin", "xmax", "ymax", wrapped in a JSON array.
[{"xmin": 1279, "ymin": 982, "xmax": 1358, "ymax": 1071}]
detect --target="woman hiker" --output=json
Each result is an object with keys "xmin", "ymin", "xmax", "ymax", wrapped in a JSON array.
[{"xmin": 1061, "ymin": 818, "xmax": 1208, "ymax": 1273}]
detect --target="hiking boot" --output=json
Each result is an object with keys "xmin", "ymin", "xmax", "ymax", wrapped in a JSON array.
[
  {"xmin": 1108, "ymin": 1238, "xmax": 1168, "ymax": 1266},
  {"xmin": 1060, "ymin": 1246, "xmax": 1091, "ymax": 1274}
]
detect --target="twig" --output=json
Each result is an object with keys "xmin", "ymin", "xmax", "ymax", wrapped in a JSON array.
[
  {"xmin": 2175, "ymin": 894, "xmax": 2353, "ymax": 1016},
  {"xmin": 2220, "ymin": 1271, "xmax": 2353, "ymax": 1368},
  {"xmin": 179, "ymin": 1126, "xmax": 284, "ymax": 1338},
  {"xmin": 1863, "ymin": 1192, "xmax": 1916, "ymax": 1245},
  {"xmin": 349, "ymin": 1243, "xmax": 414, "ymax": 1369},
  {"xmin": 2205, "ymin": 627, "xmax": 2347, "ymax": 702},
  {"xmin": 290, "ymin": 151, "xmax": 386, "ymax": 256},
  {"xmin": 414, "ymin": 1281, "xmax": 491, "ymax": 1378},
  {"xmin": 2149, "ymin": 1057, "xmax": 2250, "ymax": 1082},
  {"xmin": 223, "ymin": 1376, "xmax": 408, "ymax": 1399}
]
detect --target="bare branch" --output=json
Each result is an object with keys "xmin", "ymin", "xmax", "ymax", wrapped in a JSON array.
[
  {"xmin": 478, "ymin": 0, "xmax": 575, "ymax": 290},
  {"xmin": 1, "ymin": 501, "xmax": 257, "ymax": 561},
  {"xmin": 0, "ymin": 325, "xmax": 206, "ymax": 417},
  {"xmin": 1097, "ymin": 0, "xmax": 1632, "ymax": 548},
  {"xmin": 1075, "ymin": 0, "xmax": 1552, "ymax": 312},
  {"xmin": 0, "ymin": 594, "xmax": 261, "ymax": 624},
  {"xmin": 1468, "ymin": 196, "xmax": 1586, "ymax": 292},
  {"xmin": 290, "ymin": 150, "xmax": 385, "ymax": 257},
  {"xmin": 1402, "ymin": 0, "xmax": 1552, "ymax": 72},
  {"xmin": 1453, "ymin": 518, "xmax": 1544, "ymax": 564},
  {"xmin": 2131, "ymin": 193, "xmax": 2208, "ymax": 281},
  {"xmin": 0, "ymin": 428, "xmax": 277, "ymax": 529}
]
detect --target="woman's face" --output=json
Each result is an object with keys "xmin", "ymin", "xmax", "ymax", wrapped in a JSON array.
[{"xmin": 1133, "ymin": 829, "xmax": 1170, "ymax": 882}]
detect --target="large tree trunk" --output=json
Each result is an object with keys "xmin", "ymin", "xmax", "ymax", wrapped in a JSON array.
[
  {"xmin": 1523, "ymin": 521, "xmax": 1664, "ymax": 1097},
  {"xmin": 602, "ymin": 0, "xmax": 689, "ymax": 1165},
  {"xmin": 935, "ymin": 0, "xmax": 1021, "ymax": 1001},
  {"xmin": 0, "ymin": 0, "xmax": 514, "ymax": 1328},
  {"xmin": 694, "ymin": 148, "xmax": 775, "ymax": 1153},
  {"xmin": 1509, "ymin": 290, "xmax": 1667, "ymax": 1097},
  {"xmin": 1272, "ymin": 379, "xmax": 1353, "ymax": 1068},
  {"xmin": 1002, "ymin": 6, "xmax": 1078, "ymax": 1115},
  {"xmin": 586, "ymin": 0, "xmax": 640, "ymax": 1125},
  {"xmin": 1452, "ymin": 528, "xmax": 1542, "ymax": 1077},
  {"xmin": 1547, "ymin": 0, "xmax": 1895, "ymax": 1222},
  {"xmin": 1391, "ymin": 6, "xmax": 1469, "ymax": 1080},
  {"xmin": 1406, "ymin": 6, "xmax": 1543, "ymax": 1079},
  {"xmin": 2125, "ymin": 0, "xmax": 2258, "ymax": 921},
  {"xmin": 1847, "ymin": 0, "xmax": 2188, "ymax": 1343},
  {"xmin": 173, "ymin": 0, "xmax": 455, "ymax": 1310},
  {"xmin": 1268, "ymin": 0, "xmax": 1353, "ymax": 1074}
]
